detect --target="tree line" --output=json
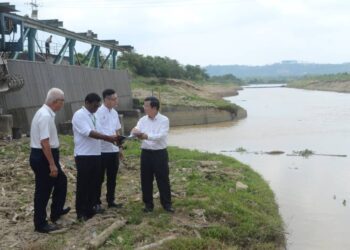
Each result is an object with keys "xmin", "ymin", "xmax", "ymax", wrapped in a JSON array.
[{"xmin": 76, "ymin": 51, "xmax": 242, "ymax": 84}]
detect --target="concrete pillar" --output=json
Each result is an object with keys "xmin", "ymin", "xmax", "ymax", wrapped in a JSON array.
[{"xmin": 0, "ymin": 114, "xmax": 13, "ymax": 139}]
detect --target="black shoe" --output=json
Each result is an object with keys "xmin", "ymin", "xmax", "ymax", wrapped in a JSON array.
[
  {"xmin": 51, "ymin": 207, "xmax": 71, "ymax": 222},
  {"xmin": 164, "ymin": 206, "xmax": 175, "ymax": 213},
  {"xmin": 77, "ymin": 215, "xmax": 89, "ymax": 222},
  {"xmin": 142, "ymin": 207, "xmax": 153, "ymax": 213},
  {"xmin": 35, "ymin": 223, "xmax": 60, "ymax": 233},
  {"xmin": 108, "ymin": 202, "xmax": 123, "ymax": 209},
  {"xmin": 93, "ymin": 204, "xmax": 105, "ymax": 214}
]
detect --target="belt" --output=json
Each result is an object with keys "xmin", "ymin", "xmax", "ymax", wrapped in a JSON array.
[{"xmin": 141, "ymin": 148, "xmax": 166, "ymax": 152}]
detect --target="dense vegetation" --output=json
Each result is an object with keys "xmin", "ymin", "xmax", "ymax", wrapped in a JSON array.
[
  {"xmin": 76, "ymin": 51, "xmax": 243, "ymax": 84},
  {"xmin": 209, "ymin": 74, "xmax": 244, "ymax": 85},
  {"xmin": 116, "ymin": 52, "xmax": 209, "ymax": 81}
]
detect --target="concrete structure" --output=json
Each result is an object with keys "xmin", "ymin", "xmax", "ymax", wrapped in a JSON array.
[
  {"xmin": 162, "ymin": 105, "xmax": 246, "ymax": 126},
  {"xmin": 1, "ymin": 59, "xmax": 134, "ymax": 134}
]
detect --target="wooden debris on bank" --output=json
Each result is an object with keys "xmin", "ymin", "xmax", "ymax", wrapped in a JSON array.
[
  {"xmin": 135, "ymin": 235, "xmax": 177, "ymax": 250},
  {"xmin": 88, "ymin": 219, "xmax": 126, "ymax": 249}
]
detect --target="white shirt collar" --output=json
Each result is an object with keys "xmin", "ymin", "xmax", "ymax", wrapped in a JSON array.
[
  {"xmin": 101, "ymin": 104, "xmax": 112, "ymax": 113},
  {"xmin": 148, "ymin": 112, "xmax": 159, "ymax": 120},
  {"xmin": 43, "ymin": 104, "xmax": 55, "ymax": 117},
  {"xmin": 82, "ymin": 106, "xmax": 94, "ymax": 116}
]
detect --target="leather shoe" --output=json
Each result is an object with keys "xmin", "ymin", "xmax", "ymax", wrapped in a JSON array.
[
  {"xmin": 164, "ymin": 206, "xmax": 175, "ymax": 213},
  {"xmin": 142, "ymin": 207, "xmax": 153, "ymax": 213},
  {"xmin": 94, "ymin": 204, "xmax": 105, "ymax": 214},
  {"xmin": 108, "ymin": 202, "xmax": 123, "ymax": 209},
  {"xmin": 35, "ymin": 223, "xmax": 60, "ymax": 233},
  {"xmin": 51, "ymin": 207, "xmax": 71, "ymax": 222},
  {"xmin": 77, "ymin": 215, "xmax": 89, "ymax": 222}
]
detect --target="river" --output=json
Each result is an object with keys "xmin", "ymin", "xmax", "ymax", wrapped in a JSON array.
[{"xmin": 168, "ymin": 86, "xmax": 350, "ymax": 250}]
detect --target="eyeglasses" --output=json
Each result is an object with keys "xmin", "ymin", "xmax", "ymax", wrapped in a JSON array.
[{"xmin": 107, "ymin": 96, "xmax": 118, "ymax": 101}]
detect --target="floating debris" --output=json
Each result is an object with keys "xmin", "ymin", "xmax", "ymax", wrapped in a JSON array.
[
  {"xmin": 287, "ymin": 149, "xmax": 347, "ymax": 158},
  {"xmin": 222, "ymin": 147, "xmax": 346, "ymax": 158},
  {"xmin": 265, "ymin": 151, "xmax": 285, "ymax": 155},
  {"xmin": 235, "ymin": 147, "xmax": 247, "ymax": 153}
]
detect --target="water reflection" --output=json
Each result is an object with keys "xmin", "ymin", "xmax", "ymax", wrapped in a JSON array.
[{"xmin": 168, "ymin": 87, "xmax": 350, "ymax": 250}]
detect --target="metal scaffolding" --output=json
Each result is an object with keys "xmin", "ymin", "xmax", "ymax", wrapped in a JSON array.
[{"xmin": 0, "ymin": 2, "xmax": 133, "ymax": 69}]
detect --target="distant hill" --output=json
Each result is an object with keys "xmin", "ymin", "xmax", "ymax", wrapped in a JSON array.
[{"xmin": 205, "ymin": 61, "xmax": 350, "ymax": 78}]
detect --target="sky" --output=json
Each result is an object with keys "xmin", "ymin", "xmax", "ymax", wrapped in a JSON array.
[{"xmin": 8, "ymin": 0, "xmax": 350, "ymax": 66}]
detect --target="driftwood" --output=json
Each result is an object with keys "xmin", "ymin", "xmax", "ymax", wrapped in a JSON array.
[
  {"xmin": 88, "ymin": 219, "xmax": 126, "ymax": 249},
  {"xmin": 135, "ymin": 235, "xmax": 177, "ymax": 250}
]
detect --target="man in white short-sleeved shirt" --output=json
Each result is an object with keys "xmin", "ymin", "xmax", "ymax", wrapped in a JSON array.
[
  {"xmin": 95, "ymin": 89, "xmax": 123, "ymax": 209},
  {"xmin": 72, "ymin": 93, "xmax": 118, "ymax": 221},
  {"xmin": 29, "ymin": 88, "xmax": 70, "ymax": 233}
]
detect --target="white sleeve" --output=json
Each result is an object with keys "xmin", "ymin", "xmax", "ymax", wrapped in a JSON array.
[
  {"xmin": 147, "ymin": 118, "xmax": 169, "ymax": 141},
  {"xmin": 38, "ymin": 115, "xmax": 51, "ymax": 141},
  {"xmin": 72, "ymin": 112, "xmax": 91, "ymax": 137}
]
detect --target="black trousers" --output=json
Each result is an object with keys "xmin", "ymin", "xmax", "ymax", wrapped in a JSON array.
[
  {"xmin": 29, "ymin": 148, "xmax": 67, "ymax": 229},
  {"xmin": 97, "ymin": 152, "xmax": 120, "ymax": 205},
  {"xmin": 141, "ymin": 149, "xmax": 172, "ymax": 209},
  {"xmin": 75, "ymin": 155, "xmax": 101, "ymax": 217},
  {"xmin": 45, "ymin": 42, "xmax": 50, "ymax": 55}
]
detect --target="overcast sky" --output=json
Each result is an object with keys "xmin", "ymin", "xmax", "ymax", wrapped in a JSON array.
[{"xmin": 9, "ymin": 0, "xmax": 350, "ymax": 66}]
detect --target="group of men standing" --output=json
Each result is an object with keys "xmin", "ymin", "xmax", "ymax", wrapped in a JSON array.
[{"xmin": 29, "ymin": 87, "xmax": 173, "ymax": 233}]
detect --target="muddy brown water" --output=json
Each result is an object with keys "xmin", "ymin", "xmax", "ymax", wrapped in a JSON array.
[{"xmin": 168, "ymin": 86, "xmax": 350, "ymax": 250}]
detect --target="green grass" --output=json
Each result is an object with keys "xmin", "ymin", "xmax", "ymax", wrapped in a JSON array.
[
  {"xmin": 9, "ymin": 136, "xmax": 284, "ymax": 249},
  {"xmin": 103, "ymin": 140, "xmax": 285, "ymax": 249}
]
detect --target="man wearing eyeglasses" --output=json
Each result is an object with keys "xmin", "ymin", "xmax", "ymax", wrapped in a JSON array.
[{"xmin": 95, "ymin": 89, "xmax": 123, "ymax": 210}]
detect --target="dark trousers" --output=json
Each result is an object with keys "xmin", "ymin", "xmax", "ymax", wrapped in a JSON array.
[
  {"xmin": 29, "ymin": 148, "xmax": 67, "ymax": 229},
  {"xmin": 45, "ymin": 42, "xmax": 50, "ymax": 55},
  {"xmin": 75, "ymin": 155, "xmax": 101, "ymax": 217},
  {"xmin": 141, "ymin": 149, "xmax": 171, "ymax": 209},
  {"xmin": 97, "ymin": 152, "xmax": 119, "ymax": 205}
]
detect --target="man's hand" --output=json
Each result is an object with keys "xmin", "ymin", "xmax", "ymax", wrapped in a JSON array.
[
  {"xmin": 131, "ymin": 128, "xmax": 147, "ymax": 140},
  {"xmin": 139, "ymin": 133, "xmax": 148, "ymax": 140},
  {"xmin": 104, "ymin": 135, "xmax": 118, "ymax": 143},
  {"xmin": 49, "ymin": 164, "xmax": 58, "ymax": 178}
]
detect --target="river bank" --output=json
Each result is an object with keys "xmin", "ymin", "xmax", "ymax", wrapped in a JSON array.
[
  {"xmin": 130, "ymin": 77, "xmax": 247, "ymax": 127},
  {"xmin": 0, "ymin": 136, "xmax": 285, "ymax": 249},
  {"xmin": 287, "ymin": 74, "xmax": 350, "ymax": 93}
]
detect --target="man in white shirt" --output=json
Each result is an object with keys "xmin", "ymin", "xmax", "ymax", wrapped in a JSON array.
[
  {"xmin": 29, "ymin": 88, "xmax": 70, "ymax": 233},
  {"xmin": 95, "ymin": 89, "xmax": 123, "ymax": 209},
  {"xmin": 72, "ymin": 93, "xmax": 119, "ymax": 221},
  {"xmin": 132, "ymin": 96, "xmax": 174, "ymax": 213}
]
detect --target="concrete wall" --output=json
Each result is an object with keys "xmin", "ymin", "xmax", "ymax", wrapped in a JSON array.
[
  {"xmin": 162, "ymin": 105, "xmax": 235, "ymax": 126},
  {"xmin": 1, "ymin": 60, "xmax": 133, "ymax": 133}
]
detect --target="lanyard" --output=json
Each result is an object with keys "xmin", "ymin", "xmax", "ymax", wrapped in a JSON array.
[{"xmin": 90, "ymin": 114, "xmax": 96, "ymax": 129}]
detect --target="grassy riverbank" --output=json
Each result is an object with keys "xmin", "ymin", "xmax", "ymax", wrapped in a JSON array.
[
  {"xmin": 131, "ymin": 77, "xmax": 244, "ymax": 114},
  {"xmin": 287, "ymin": 73, "xmax": 350, "ymax": 93},
  {"xmin": 0, "ymin": 136, "xmax": 285, "ymax": 249}
]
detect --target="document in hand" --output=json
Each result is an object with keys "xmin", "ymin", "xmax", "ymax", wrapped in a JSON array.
[{"xmin": 117, "ymin": 135, "xmax": 127, "ymax": 146}]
